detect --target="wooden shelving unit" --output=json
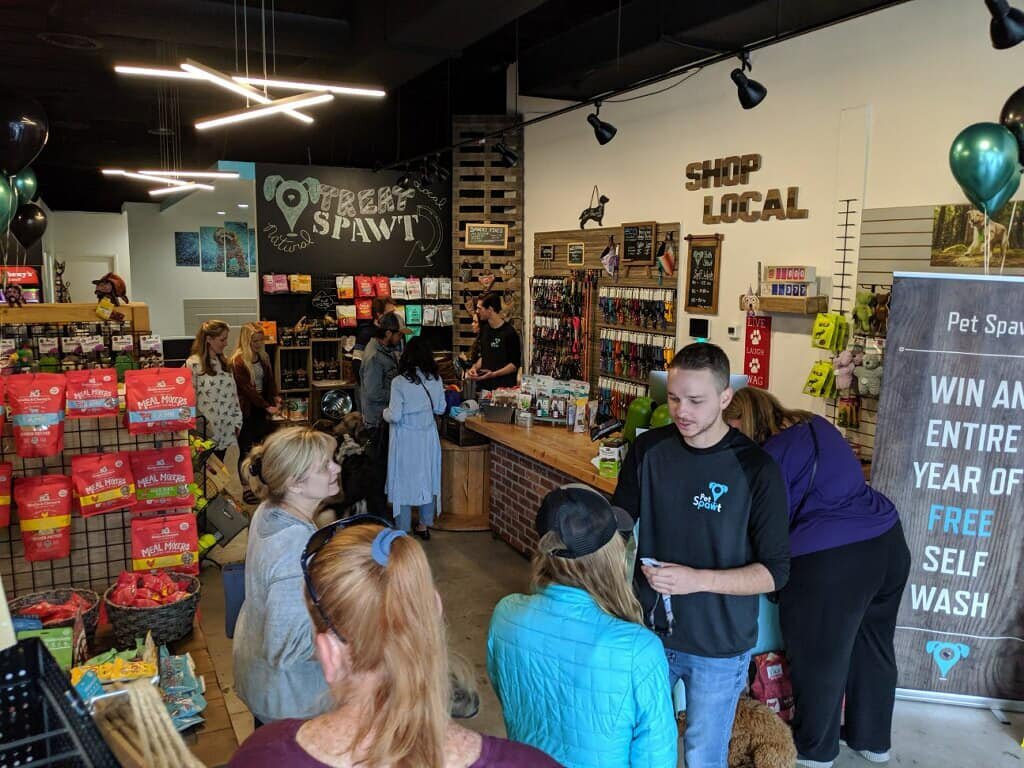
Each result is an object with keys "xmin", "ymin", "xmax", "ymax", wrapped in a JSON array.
[{"xmin": 737, "ymin": 294, "xmax": 828, "ymax": 315}]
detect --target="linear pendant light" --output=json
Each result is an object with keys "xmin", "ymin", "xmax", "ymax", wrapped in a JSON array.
[
  {"xmin": 194, "ymin": 92, "xmax": 333, "ymax": 131},
  {"xmin": 138, "ymin": 170, "xmax": 240, "ymax": 179},
  {"xmin": 102, "ymin": 169, "xmax": 190, "ymax": 186},
  {"xmin": 149, "ymin": 183, "xmax": 213, "ymax": 197},
  {"xmin": 181, "ymin": 59, "xmax": 313, "ymax": 124},
  {"xmin": 233, "ymin": 76, "xmax": 385, "ymax": 98},
  {"xmin": 114, "ymin": 65, "xmax": 206, "ymax": 80}
]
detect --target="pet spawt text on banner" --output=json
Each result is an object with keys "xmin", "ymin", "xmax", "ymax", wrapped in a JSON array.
[
  {"xmin": 124, "ymin": 368, "xmax": 196, "ymax": 435},
  {"xmin": 8, "ymin": 373, "xmax": 67, "ymax": 457},
  {"xmin": 0, "ymin": 463, "xmax": 11, "ymax": 527},
  {"xmin": 15, "ymin": 475, "xmax": 73, "ymax": 561},
  {"xmin": 130, "ymin": 447, "xmax": 194, "ymax": 513},
  {"xmin": 71, "ymin": 452, "xmax": 136, "ymax": 517},
  {"xmin": 131, "ymin": 513, "xmax": 199, "ymax": 574},
  {"xmin": 65, "ymin": 368, "xmax": 120, "ymax": 418}
]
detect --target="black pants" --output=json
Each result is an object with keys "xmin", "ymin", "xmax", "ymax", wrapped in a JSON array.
[
  {"xmin": 237, "ymin": 415, "xmax": 272, "ymax": 477},
  {"xmin": 779, "ymin": 522, "xmax": 910, "ymax": 762}
]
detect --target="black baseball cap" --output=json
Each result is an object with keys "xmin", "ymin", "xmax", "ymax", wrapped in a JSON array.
[{"xmin": 536, "ymin": 483, "xmax": 634, "ymax": 559}]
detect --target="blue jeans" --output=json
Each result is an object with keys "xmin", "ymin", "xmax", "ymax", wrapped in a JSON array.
[
  {"xmin": 396, "ymin": 501, "xmax": 435, "ymax": 532},
  {"xmin": 666, "ymin": 648, "xmax": 751, "ymax": 768}
]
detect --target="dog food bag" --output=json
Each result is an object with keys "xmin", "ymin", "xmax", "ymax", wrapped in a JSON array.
[
  {"xmin": 65, "ymin": 368, "xmax": 119, "ymax": 418},
  {"xmin": 355, "ymin": 299, "xmax": 373, "ymax": 320},
  {"xmin": 405, "ymin": 276, "xmax": 422, "ymax": 300},
  {"xmin": 131, "ymin": 513, "xmax": 199, "ymax": 574},
  {"xmin": 0, "ymin": 463, "xmax": 12, "ymax": 527},
  {"xmin": 71, "ymin": 452, "xmax": 136, "ymax": 517},
  {"xmin": 130, "ymin": 447, "xmax": 194, "ymax": 513},
  {"xmin": 750, "ymin": 651, "xmax": 795, "ymax": 722},
  {"xmin": 15, "ymin": 475, "xmax": 73, "ymax": 561},
  {"xmin": 389, "ymin": 277, "xmax": 408, "ymax": 300},
  {"xmin": 355, "ymin": 275, "xmax": 376, "ymax": 297},
  {"xmin": 335, "ymin": 275, "xmax": 354, "ymax": 300},
  {"xmin": 372, "ymin": 275, "xmax": 391, "ymax": 298},
  {"xmin": 8, "ymin": 373, "xmax": 67, "ymax": 458},
  {"xmin": 124, "ymin": 368, "xmax": 196, "ymax": 435}
]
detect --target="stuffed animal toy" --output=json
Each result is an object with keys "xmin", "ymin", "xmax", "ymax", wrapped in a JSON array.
[
  {"xmin": 871, "ymin": 291, "xmax": 891, "ymax": 336},
  {"xmin": 855, "ymin": 351, "xmax": 884, "ymax": 397},
  {"xmin": 833, "ymin": 349, "xmax": 857, "ymax": 391},
  {"xmin": 854, "ymin": 289, "xmax": 875, "ymax": 334},
  {"xmin": 678, "ymin": 696, "xmax": 796, "ymax": 768},
  {"xmin": 3, "ymin": 283, "xmax": 24, "ymax": 307},
  {"xmin": 92, "ymin": 272, "xmax": 129, "ymax": 305}
]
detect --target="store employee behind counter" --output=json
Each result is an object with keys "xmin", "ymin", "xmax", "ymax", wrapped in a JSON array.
[{"xmin": 467, "ymin": 291, "xmax": 521, "ymax": 391}]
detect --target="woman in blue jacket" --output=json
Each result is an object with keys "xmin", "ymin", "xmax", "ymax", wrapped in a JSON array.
[{"xmin": 487, "ymin": 484, "xmax": 678, "ymax": 768}]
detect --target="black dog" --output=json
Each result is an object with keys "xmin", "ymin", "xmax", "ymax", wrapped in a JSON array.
[{"xmin": 579, "ymin": 195, "xmax": 609, "ymax": 228}]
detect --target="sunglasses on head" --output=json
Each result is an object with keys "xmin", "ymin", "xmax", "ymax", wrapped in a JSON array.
[{"xmin": 300, "ymin": 513, "xmax": 394, "ymax": 642}]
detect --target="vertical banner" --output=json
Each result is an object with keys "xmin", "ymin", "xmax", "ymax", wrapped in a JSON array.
[
  {"xmin": 873, "ymin": 273, "xmax": 1024, "ymax": 702},
  {"xmin": 743, "ymin": 315, "xmax": 772, "ymax": 389}
]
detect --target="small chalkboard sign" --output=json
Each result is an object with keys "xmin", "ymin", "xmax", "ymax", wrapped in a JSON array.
[
  {"xmin": 621, "ymin": 221, "xmax": 657, "ymax": 265},
  {"xmin": 465, "ymin": 223, "xmax": 508, "ymax": 250},
  {"xmin": 539, "ymin": 244, "xmax": 554, "ymax": 261},
  {"xmin": 567, "ymin": 242, "xmax": 585, "ymax": 266},
  {"xmin": 684, "ymin": 234, "xmax": 723, "ymax": 315}
]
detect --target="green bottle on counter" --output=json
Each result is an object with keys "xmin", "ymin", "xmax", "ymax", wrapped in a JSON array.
[
  {"xmin": 650, "ymin": 403, "xmax": 673, "ymax": 429},
  {"xmin": 623, "ymin": 396, "xmax": 653, "ymax": 442}
]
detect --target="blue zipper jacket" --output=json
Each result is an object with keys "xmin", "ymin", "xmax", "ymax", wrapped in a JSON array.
[{"xmin": 487, "ymin": 584, "xmax": 678, "ymax": 768}]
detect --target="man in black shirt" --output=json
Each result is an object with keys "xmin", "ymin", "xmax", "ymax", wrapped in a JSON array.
[
  {"xmin": 467, "ymin": 292, "xmax": 521, "ymax": 391},
  {"xmin": 613, "ymin": 343, "xmax": 790, "ymax": 768}
]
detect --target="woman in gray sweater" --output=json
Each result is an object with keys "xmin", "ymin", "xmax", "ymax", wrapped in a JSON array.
[{"xmin": 232, "ymin": 426, "xmax": 341, "ymax": 726}]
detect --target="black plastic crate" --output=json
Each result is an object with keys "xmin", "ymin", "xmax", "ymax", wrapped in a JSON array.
[{"xmin": 0, "ymin": 637, "xmax": 119, "ymax": 767}]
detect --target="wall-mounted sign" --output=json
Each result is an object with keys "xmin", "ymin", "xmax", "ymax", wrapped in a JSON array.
[
  {"xmin": 465, "ymin": 222, "xmax": 509, "ymax": 250},
  {"xmin": 683, "ymin": 234, "xmax": 723, "ymax": 315},
  {"xmin": 566, "ymin": 242, "xmax": 585, "ymax": 266},
  {"xmin": 621, "ymin": 221, "xmax": 656, "ymax": 266},
  {"xmin": 539, "ymin": 244, "xmax": 554, "ymax": 261},
  {"xmin": 685, "ymin": 154, "xmax": 808, "ymax": 224},
  {"xmin": 743, "ymin": 315, "xmax": 772, "ymax": 389}
]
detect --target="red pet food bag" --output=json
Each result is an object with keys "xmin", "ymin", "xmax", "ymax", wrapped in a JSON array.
[
  {"xmin": 0, "ymin": 463, "xmax": 12, "ymax": 527},
  {"xmin": 131, "ymin": 513, "xmax": 199, "ymax": 574},
  {"xmin": 750, "ymin": 651, "xmax": 795, "ymax": 722},
  {"xmin": 71, "ymin": 452, "xmax": 136, "ymax": 517},
  {"xmin": 372, "ymin": 275, "xmax": 391, "ymax": 298},
  {"xmin": 65, "ymin": 368, "xmax": 119, "ymax": 418},
  {"xmin": 124, "ymin": 368, "xmax": 196, "ymax": 435},
  {"xmin": 130, "ymin": 447, "xmax": 194, "ymax": 513},
  {"xmin": 15, "ymin": 475, "xmax": 73, "ymax": 561},
  {"xmin": 355, "ymin": 275, "xmax": 376, "ymax": 298},
  {"xmin": 8, "ymin": 373, "xmax": 66, "ymax": 457}
]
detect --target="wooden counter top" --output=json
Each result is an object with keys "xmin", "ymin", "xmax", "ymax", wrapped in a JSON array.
[{"xmin": 465, "ymin": 417, "xmax": 618, "ymax": 494}]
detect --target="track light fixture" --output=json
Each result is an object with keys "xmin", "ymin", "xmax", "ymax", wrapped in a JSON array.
[
  {"xmin": 495, "ymin": 141, "xmax": 519, "ymax": 167},
  {"xmin": 731, "ymin": 52, "xmax": 767, "ymax": 110},
  {"xmin": 396, "ymin": 168, "xmax": 413, "ymax": 190},
  {"xmin": 987, "ymin": 0, "xmax": 1024, "ymax": 48},
  {"xmin": 586, "ymin": 103, "xmax": 617, "ymax": 145},
  {"xmin": 432, "ymin": 155, "xmax": 451, "ymax": 182}
]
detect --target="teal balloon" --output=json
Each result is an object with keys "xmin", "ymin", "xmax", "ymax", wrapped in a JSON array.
[
  {"xmin": 0, "ymin": 176, "xmax": 14, "ymax": 230},
  {"xmin": 949, "ymin": 123, "xmax": 1021, "ymax": 214},
  {"xmin": 13, "ymin": 168, "xmax": 37, "ymax": 203}
]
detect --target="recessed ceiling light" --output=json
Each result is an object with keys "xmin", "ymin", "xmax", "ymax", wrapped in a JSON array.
[
  {"xmin": 217, "ymin": 211, "xmax": 226, "ymax": 215},
  {"xmin": 38, "ymin": 32, "xmax": 102, "ymax": 50},
  {"xmin": 237, "ymin": 203, "xmax": 249, "ymax": 208}
]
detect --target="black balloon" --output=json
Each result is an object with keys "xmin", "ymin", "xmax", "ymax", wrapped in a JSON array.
[
  {"xmin": 10, "ymin": 203, "xmax": 47, "ymax": 249},
  {"xmin": 0, "ymin": 95, "xmax": 49, "ymax": 177},
  {"xmin": 1000, "ymin": 85, "xmax": 1024, "ymax": 160}
]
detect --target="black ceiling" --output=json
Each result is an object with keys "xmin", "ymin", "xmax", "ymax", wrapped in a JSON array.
[{"xmin": 0, "ymin": 0, "xmax": 909, "ymax": 212}]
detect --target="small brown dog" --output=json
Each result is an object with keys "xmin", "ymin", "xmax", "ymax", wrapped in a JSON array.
[{"xmin": 678, "ymin": 696, "xmax": 796, "ymax": 768}]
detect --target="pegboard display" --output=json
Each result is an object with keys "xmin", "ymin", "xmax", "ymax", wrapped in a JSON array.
[{"xmin": 451, "ymin": 115, "xmax": 525, "ymax": 361}]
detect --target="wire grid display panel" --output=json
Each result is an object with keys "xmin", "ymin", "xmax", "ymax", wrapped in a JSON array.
[{"xmin": 0, "ymin": 416, "xmax": 187, "ymax": 599}]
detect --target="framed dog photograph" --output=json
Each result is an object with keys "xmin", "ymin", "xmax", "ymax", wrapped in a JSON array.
[
  {"xmin": 539, "ymin": 244, "xmax": 555, "ymax": 262},
  {"xmin": 931, "ymin": 202, "xmax": 1024, "ymax": 268},
  {"xmin": 465, "ymin": 222, "xmax": 509, "ymax": 250},
  {"xmin": 567, "ymin": 242, "xmax": 585, "ymax": 266}
]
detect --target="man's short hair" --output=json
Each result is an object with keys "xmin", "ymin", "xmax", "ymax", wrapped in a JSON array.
[
  {"xmin": 669, "ymin": 343, "xmax": 731, "ymax": 392},
  {"xmin": 477, "ymin": 292, "xmax": 502, "ymax": 313}
]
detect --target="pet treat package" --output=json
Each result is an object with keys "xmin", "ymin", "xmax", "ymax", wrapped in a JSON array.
[
  {"xmin": 0, "ymin": 463, "xmax": 12, "ymax": 527},
  {"xmin": 355, "ymin": 299, "xmax": 373, "ymax": 320},
  {"xmin": 372, "ymin": 275, "xmax": 391, "ymax": 298},
  {"xmin": 131, "ymin": 513, "xmax": 199, "ymax": 574},
  {"xmin": 355, "ymin": 275, "xmax": 376, "ymax": 297},
  {"xmin": 130, "ymin": 447, "xmax": 194, "ymax": 513},
  {"xmin": 71, "ymin": 452, "xmax": 136, "ymax": 517},
  {"xmin": 124, "ymin": 368, "xmax": 196, "ymax": 435},
  {"xmin": 335, "ymin": 275, "xmax": 354, "ymax": 299},
  {"xmin": 405, "ymin": 276, "xmax": 422, "ymax": 300},
  {"xmin": 8, "ymin": 373, "xmax": 67, "ymax": 457},
  {"xmin": 15, "ymin": 475, "xmax": 73, "ymax": 562},
  {"xmin": 389, "ymin": 277, "xmax": 409, "ymax": 300},
  {"xmin": 750, "ymin": 651, "xmax": 795, "ymax": 722},
  {"xmin": 65, "ymin": 368, "xmax": 119, "ymax": 418}
]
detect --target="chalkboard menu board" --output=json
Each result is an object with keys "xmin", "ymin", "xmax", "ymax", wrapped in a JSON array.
[
  {"xmin": 684, "ymin": 234, "xmax": 723, "ymax": 315},
  {"xmin": 465, "ymin": 223, "xmax": 508, "ymax": 249},
  {"xmin": 621, "ymin": 221, "xmax": 656, "ymax": 265}
]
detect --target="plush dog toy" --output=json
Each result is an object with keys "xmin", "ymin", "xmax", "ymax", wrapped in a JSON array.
[
  {"xmin": 855, "ymin": 351, "xmax": 884, "ymax": 397},
  {"xmin": 833, "ymin": 349, "xmax": 857, "ymax": 391},
  {"xmin": 678, "ymin": 696, "xmax": 796, "ymax": 768}
]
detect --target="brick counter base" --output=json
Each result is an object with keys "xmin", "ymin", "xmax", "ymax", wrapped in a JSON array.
[{"xmin": 489, "ymin": 442, "xmax": 597, "ymax": 556}]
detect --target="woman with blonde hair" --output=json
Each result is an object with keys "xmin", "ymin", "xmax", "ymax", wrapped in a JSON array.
[
  {"xmin": 186, "ymin": 319, "xmax": 243, "ymax": 460},
  {"xmin": 724, "ymin": 388, "xmax": 908, "ymax": 768},
  {"xmin": 230, "ymin": 516, "xmax": 559, "ymax": 767},
  {"xmin": 231, "ymin": 322, "xmax": 281, "ymax": 500},
  {"xmin": 487, "ymin": 485, "xmax": 677, "ymax": 768},
  {"xmin": 232, "ymin": 426, "xmax": 341, "ymax": 727}
]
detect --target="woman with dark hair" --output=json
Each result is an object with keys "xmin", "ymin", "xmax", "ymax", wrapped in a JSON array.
[{"xmin": 383, "ymin": 336, "xmax": 446, "ymax": 538}]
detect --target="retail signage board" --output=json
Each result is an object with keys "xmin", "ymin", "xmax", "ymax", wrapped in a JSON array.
[
  {"xmin": 683, "ymin": 234, "xmax": 722, "ymax": 315},
  {"xmin": 873, "ymin": 272, "xmax": 1024, "ymax": 702},
  {"xmin": 743, "ymin": 315, "xmax": 771, "ymax": 389},
  {"xmin": 0, "ymin": 266, "xmax": 39, "ymax": 284}
]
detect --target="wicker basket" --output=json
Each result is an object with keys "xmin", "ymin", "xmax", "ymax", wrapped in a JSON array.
[
  {"xmin": 103, "ymin": 573, "xmax": 201, "ymax": 647},
  {"xmin": 8, "ymin": 588, "xmax": 102, "ymax": 644}
]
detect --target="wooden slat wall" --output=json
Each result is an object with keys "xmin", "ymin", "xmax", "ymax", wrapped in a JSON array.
[{"xmin": 451, "ymin": 116, "xmax": 524, "ymax": 359}]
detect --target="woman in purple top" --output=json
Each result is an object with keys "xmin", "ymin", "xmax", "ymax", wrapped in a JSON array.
[
  {"xmin": 229, "ymin": 516, "xmax": 560, "ymax": 768},
  {"xmin": 726, "ymin": 389, "xmax": 910, "ymax": 768}
]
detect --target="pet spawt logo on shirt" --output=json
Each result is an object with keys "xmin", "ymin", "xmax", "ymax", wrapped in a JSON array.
[
  {"xmin": 124, "ymin": 368, "xmax": 196, "ymax": 435},
  {"xmin": 65, "ymin": 368, "xmax": 119, "ymax": 418},
  {"xmin": 15, "ymin": 475, "xmax": 73, "ymax": 561},
  {"xmin": 130, "ymin": 447, "xmax": 194, "ymax": 513},
  {"xmin": 71, "ymin": 452, "xmax": 136, "ymax": 517},
  {"xmin": 8, "ymin": 373, "xmax": 67, "ymax": 457},
  {"xmin": 692, "ymin": 482, "xmax": 730, "ymax": 513},
  {"xmin": 131, "ymin": 513, "xmax": 198, "ymax": 574}
]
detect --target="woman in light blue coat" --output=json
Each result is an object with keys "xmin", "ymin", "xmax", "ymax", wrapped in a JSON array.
[
  {"xmin": 488, "ymin": 485, "xmax": 678, "ymax": 768},
  {"xmin": 384, "ymin": 337, "xmax": 446, "ymax": 539}
]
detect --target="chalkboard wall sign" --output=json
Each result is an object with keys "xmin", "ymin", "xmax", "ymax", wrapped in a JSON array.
[
  {"xmin": 539, "ymin": 244, "xmax": 554, "ymax": 261},
  {"xmin": 465, "ymin": 222, "xmax": 508, "ymax": 250},
  {"xmin": 621, "ymin": 221, "xmax": 657, "ymax": 265},
  {"xmin": 567, "ymin": 242, "xmax": 585, "ymax": 266},
  {"xmin": 684, "ymin": 233, "xmax": 723, "ymax": 315}
]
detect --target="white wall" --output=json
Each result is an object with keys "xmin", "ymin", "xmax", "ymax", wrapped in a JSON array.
[
  {"xmin": 125, "ymin": 179, "xmax": 258, "ymax": 337},
  {"xmin": 42, "ymin": 211, "xmax": 132, "ymax": 300},
  {"xmin": 522, "ymin": 0, "xmax": 1024, "ymax": 405}
]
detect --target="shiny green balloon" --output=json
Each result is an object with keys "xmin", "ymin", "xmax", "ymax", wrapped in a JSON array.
[
  {"xmin": 982, "ymin": 166, "xmax": 1021, "ymax": 218},
  {"xmin": 0, "ymin": 176, "xmax": 14, "ymax": 230},
  {"xmin": 649, "ymin": 403, "xmax": 673, "ymax": 429},
  {"xmin": 949, "ymin": 122, "xmax": 1020, "ymax": 214},
  {"xmin": 13, "ymin": 167, "xmax": 37, "ymax": 203}
]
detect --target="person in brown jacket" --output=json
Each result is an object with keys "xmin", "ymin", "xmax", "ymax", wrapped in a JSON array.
[{"xmin": 231, "ymin": 322, "xmax": 281, "ymax": 502}]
